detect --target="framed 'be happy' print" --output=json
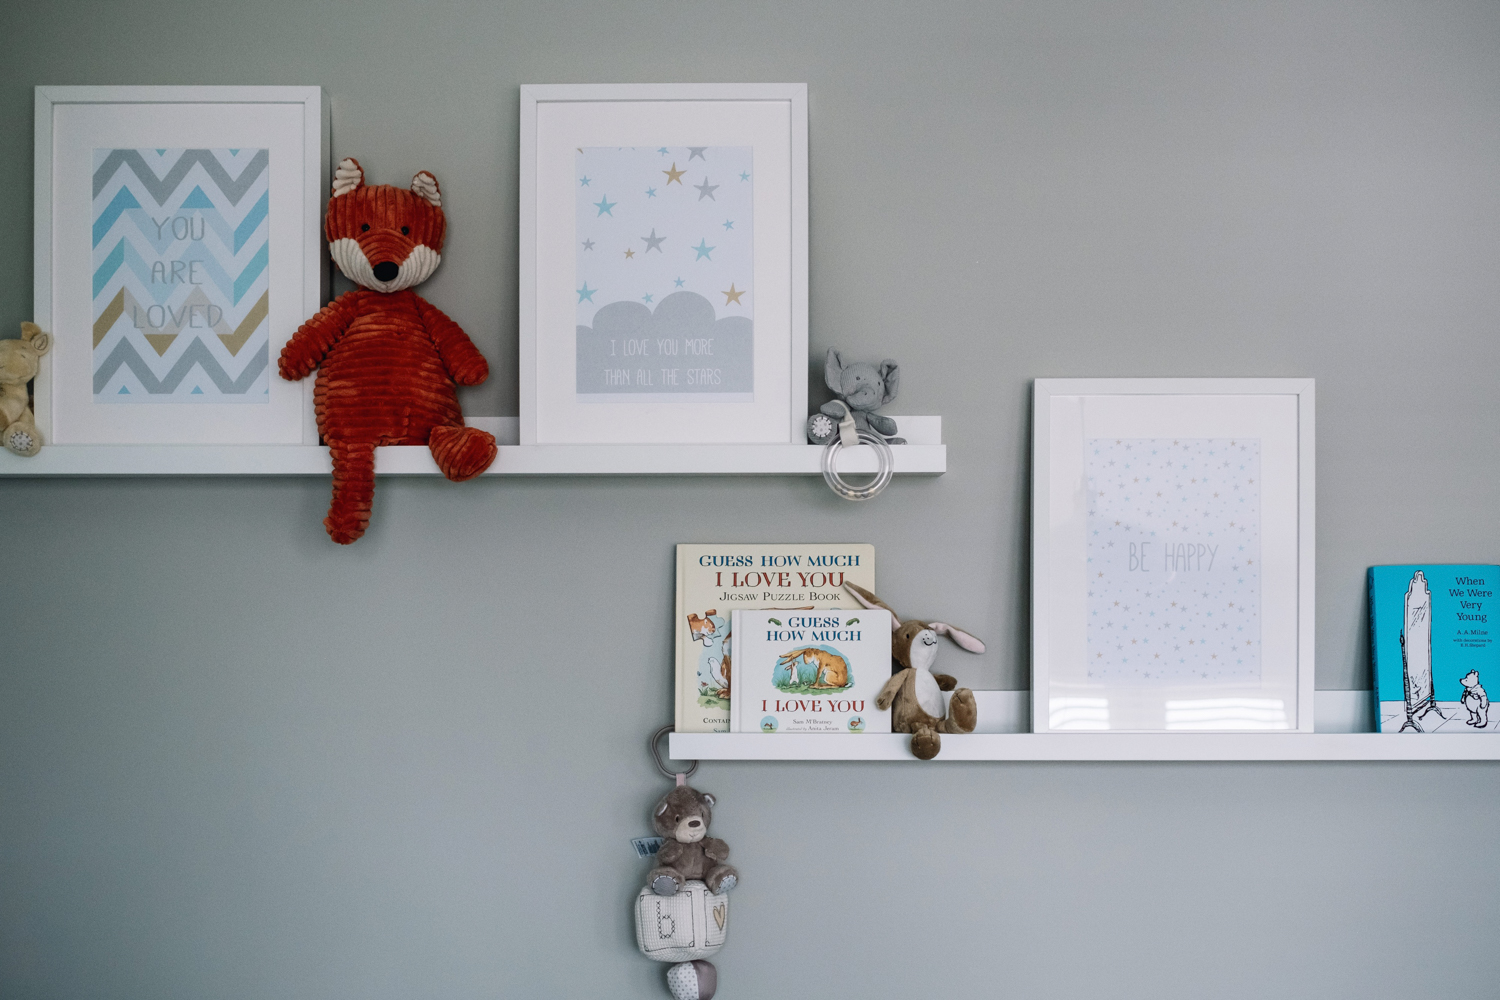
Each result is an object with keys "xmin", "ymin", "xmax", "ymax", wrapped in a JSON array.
[
  {"xmin": 33, "ymin": 86, "xmax": 326, "ymax": 445},
  {"xmin": 1032, "ymin": 379, "xmax": 1316, "ymax": 734},
  {"xmin": 519, "ymin": 83, "xmax": 808, "ymax": 445}
]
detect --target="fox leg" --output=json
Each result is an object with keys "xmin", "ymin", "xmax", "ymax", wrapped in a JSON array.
[
  {"xmin": 325, "ymin": 440, "xmax": 377, "ymax": 544},
  {"xmin": 428, "ymin": 424, "xmax": 497, "ymax": 481}
]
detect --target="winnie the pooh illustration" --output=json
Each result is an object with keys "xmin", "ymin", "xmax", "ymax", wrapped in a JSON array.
[
  {"xmin": 279, "ymin": 158, "xmax": 496, "ymax": 543},
  {"xmin": 1460, "ymin": 670, "xmax": 1490, "ymax": 728}
]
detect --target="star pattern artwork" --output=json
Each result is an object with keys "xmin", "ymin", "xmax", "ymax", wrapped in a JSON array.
[
  {"xmin": 1085, "ymin": 438, "xmax": 1262, "ymax": 685},
  {"xmin": 574, "ymin": 146, "xmax": 754, "ymax": 401}
]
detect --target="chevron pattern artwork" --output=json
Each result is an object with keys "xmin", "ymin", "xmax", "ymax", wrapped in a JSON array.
[{"xmin": 91, "ymin": 148, "xmax": 271, "ymax": 402}]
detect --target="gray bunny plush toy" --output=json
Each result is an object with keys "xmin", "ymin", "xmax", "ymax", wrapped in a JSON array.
[{"xmin": 806, "ymin": 348, "xmax": 905, "ymax": 445}]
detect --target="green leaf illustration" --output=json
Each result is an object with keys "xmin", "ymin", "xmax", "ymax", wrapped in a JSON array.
[
  {"xmin": 847, "ymin": 617, "xmax": 860, "ymax": 625},
  {"xmin": 768, "ymin": 617, "xmax": 782, "ymax": 626}
]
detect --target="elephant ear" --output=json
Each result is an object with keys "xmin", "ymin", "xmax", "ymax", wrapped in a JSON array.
[
  {"xmin": 930, "ymin": 622, "xmax": 985, "ymax": 654},
  {"xmin": 824, "ymin": 348, "xmax": 845, "ymax": 394},
  {"xmin": 878, "ymin": 360, "xmax": 899, "ymax": 406}
]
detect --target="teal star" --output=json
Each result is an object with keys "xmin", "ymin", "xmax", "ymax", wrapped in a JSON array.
[
  {"xmin": 739, "ymin": 171, "xmax": 750, "ymax": 181},
  {"xmin": 593, "ymin": 195, "xmax": 616, "ymax": 216},
  {"xmin": 642, "ymin": 293, "xmax": 653, "ymax": 303},
  {"xmin": 722, "ymin": 219, "xmax": 734, "ymax": 230},
  {"xmin": 673, "ymin": 277, "xmax": 685, "ymax": 287},
  {"xmin": 577, "ymin": 282, "xmax": 596, "ymax": 303},
  {"xmin": 692, "ymin": 239, "xmax": 715, "ymax": 260},
  {"xmin": 645, "ymin": 187, "xmax": 657, "ymax": 198},
  {"xmin": 658, "ymin": 147, "xmax": 669, "ymax": 155},
  {"xmin": 579, "ymin": 176, "xmax": 591, "ymax": 186}
]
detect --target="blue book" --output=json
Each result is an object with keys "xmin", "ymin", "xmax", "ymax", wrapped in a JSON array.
[{"xmin": 1369, "ymin": 565, "xmax": 1497, "ymax": 733}]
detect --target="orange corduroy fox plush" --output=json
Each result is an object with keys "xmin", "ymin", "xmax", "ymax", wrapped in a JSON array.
[{"xmin": 279, "ymin": 158, "xmax": 497, "ymax": 544}]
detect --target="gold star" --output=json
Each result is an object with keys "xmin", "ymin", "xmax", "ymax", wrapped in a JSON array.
[
  {"xmin": 623, "ymin": 248, "xmax": 635, "ymax": 259},
  {"xmin": 663, "ymin": 162, "xmax": 686, "ymax": 185},
  {"xmin": 721, "ymin": 283, "xmax": 745, "ymax": 305}
]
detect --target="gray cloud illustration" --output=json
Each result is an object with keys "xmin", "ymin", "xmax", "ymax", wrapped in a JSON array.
[{"xmin": 577, "ymin": 291, "xmax": 752, "ymax": 395}]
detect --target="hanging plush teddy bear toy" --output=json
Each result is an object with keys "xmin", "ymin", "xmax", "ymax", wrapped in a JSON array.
[{"xmin": 279, "ymin": 158, "xmax": 497, "ymax": 544}]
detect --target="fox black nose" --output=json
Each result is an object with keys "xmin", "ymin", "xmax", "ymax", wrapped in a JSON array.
[{"xmin": 372, "ymin": 261, "xmax": 400, "ymax": 282}]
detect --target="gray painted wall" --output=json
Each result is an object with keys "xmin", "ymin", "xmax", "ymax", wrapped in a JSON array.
[{"xmin": 3, "ymin": 1, "xmax": 1498, "ymax": 997}]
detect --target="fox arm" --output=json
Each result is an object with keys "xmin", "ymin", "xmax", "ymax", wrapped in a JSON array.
[
  {"xmin": 416, "ymin": 297, "xmax": 489, "ymax": 385},
  {"xmin": 279, "ymin": 292, "xmax": 359, "ymax": 380},
  {"xmin": 876, "ymin": 670, "xmax": 909, "ymax": 710},
  {"xmin": 934, "ymin": 673, "xmax": 958, "ymax": 691}
]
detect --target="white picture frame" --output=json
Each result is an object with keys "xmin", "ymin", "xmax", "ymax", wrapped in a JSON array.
[
  {"xmin": 519, "ymin": 83, "xmax": 808, "ymax": 445},
  {"xmin": 1032, "ymin": 378, "xmax": 1316, "ymax": 733},
  {"xmin": 33, "ymin": 85, "xmax": 327, "ymax": 445}
]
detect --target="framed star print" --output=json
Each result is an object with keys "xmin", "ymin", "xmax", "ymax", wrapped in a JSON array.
[
  {"xmin": 519, "ymin": 83, "xmax": 808, "ymax": 444},
  {"xmin": 33, "ymin": 86, "xmax": 326, "ymax": 445},
  {"xmin": 1031, "ymin": 379, "xmax": 1316, "ymax": 734}
]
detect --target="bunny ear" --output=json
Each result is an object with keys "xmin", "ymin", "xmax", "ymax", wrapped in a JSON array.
[
  {"xmin": 930, "ymin": 623, "xmax": 986, "ymax": 654},
  {"xmin": 331, "ymin": 157, "xmax": 364, "ymax": 197},
  {"xmin": 411, "ymin": 171, "xmax": 442, "ymax": 207},
  {"xmin": 843, "ymin": 582, "xmax": 901, "ymax": 630}
]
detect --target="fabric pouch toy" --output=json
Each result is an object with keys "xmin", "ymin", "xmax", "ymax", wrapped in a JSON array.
[
  {"xmin": 806, "ymin": 347, "xmax": 905, "ymax": 445},
  {"xmin": 279, "ymin": 158, "xmax": 497, "ymax": 543},
  {"xmin": 845, "ymin": 581, "xmax": 985, "ymax": 759},
  {"xmin": 0, "ymin": 323, "xmax": 53, "ymax": 457}
]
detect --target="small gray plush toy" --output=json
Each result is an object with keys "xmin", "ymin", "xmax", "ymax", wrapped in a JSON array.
[{"xmin": 806, "ymin": 348, "xmax": 904, "ymax": 445}]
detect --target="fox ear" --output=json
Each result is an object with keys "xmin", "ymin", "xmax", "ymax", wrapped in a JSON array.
[
  {"xmin": 332, "ymin": 158, "xmax": 364, "ymax": 197},
  {"xmin": 411, "ymin": 171, "xmax": 442, "ymax": 208}
]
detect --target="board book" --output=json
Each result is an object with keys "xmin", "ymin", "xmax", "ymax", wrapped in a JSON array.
[
  {"xmin": 674, "ymin": 544, "xmax": 874, "ymax": 733},
  {"xmin": 1369, "ymin": 564, "xmax": 1497, "ymax": 733},
  {"xmin": 730, "ymin": 608, "xmax": 893, "ymax": 733}
]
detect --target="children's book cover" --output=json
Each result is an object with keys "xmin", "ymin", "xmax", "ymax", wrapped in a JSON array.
[
  {"xmin": 675, "ymin": 544, "xmax": 875, "ymax": 733},
  {"xmin": 730, "ymin": 608, "xmax": 892, "ymax": 734},
  {"xmin": 1369, "ymin": 564, "xmax": 1497, "ymax": 733}
]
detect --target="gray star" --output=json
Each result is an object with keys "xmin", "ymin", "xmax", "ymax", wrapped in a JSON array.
[
  {"xmin": 641, "ymin": 228, "xmax": 666, "ymax": 253},
  {"xmin": 688, "ymin": 147, "xmax": 707, "ymax": 160},
  {"xmin": 581, "ymin": 239, "xmax": 595, "ymax": 251},
  {"xmin": 694, "ymin": 177, "xmax": 719, "ymax": 201}
]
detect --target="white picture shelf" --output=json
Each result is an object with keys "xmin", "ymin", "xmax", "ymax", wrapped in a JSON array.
[
  {"xmin": 0, "ymin": 416, "xmax": 944, "ymax": 476},
  {"xmin": 670, "ymin": 690, "xmax": 1500, "ymax": 761}
]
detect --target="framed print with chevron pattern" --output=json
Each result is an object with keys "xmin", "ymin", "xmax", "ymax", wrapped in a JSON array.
[{"xmin": 34, "ymin": 87, "xmax": 327, "ymax": 444}]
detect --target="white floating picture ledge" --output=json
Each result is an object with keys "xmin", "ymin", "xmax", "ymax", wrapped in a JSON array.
[
  {"xmin": 670, "ymin": 691, "xmax": 1500, "ymax": 761},
  {"xmin": 0, "ymin": 416, "xmax": 946, "ymax": 477}
]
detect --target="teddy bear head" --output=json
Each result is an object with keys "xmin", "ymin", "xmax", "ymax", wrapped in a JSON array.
[
  {"xmin": 652, "ymin": 784, "xmax": 717, "ymax": 844},
  {"xmin": 825, "ymin": 348, "xmax": 898, "ymax": 413},
  {"xmin": 1461, "ymin": 670, "xmax": 1482, "ymax": 689},
  {"xmin": 324, "ymin": 158, "xmax": 446, "ymax": 294},
  {"xmin": 0, "ymin": 323, "xmax": 52, "ymax": 385}
]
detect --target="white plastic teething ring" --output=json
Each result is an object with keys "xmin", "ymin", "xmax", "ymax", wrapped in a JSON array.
[{"xmin": 820, "ymin": 402, "xmax": 893, "ymax": 501}]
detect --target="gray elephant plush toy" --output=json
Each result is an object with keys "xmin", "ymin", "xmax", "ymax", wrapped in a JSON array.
[{"xmin": 806, "ymin": 348, "xmax": 904, "ymax": 445}]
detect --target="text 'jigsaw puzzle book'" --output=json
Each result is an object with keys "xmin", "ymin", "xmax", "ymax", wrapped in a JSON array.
[
  {"xmin": 1369, "ymin": 564, "xmax": 1498, "ymax": 733},
  {"xmin": 675, "ymin": 544, "xmax": 874, "ymax": 733},
  {"xmin": 730, "ymin": 608, "xmax": 893, "ymax": 734}
]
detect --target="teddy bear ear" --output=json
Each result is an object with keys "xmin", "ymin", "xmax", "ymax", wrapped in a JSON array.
[
  {"xmin": 700, "ymin": 793, "xmax": 715, "ymax": 808},
  {"xmin": 655, "ymin": 802, "xmax": 669, "ymax": 816},
  {"xmin": 411, "ymin": 171, "xmax": 442, "ymax": 208},
  {"xmin": 331, "ymin": 158, "xmax": 364, "ymax": 198}
]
